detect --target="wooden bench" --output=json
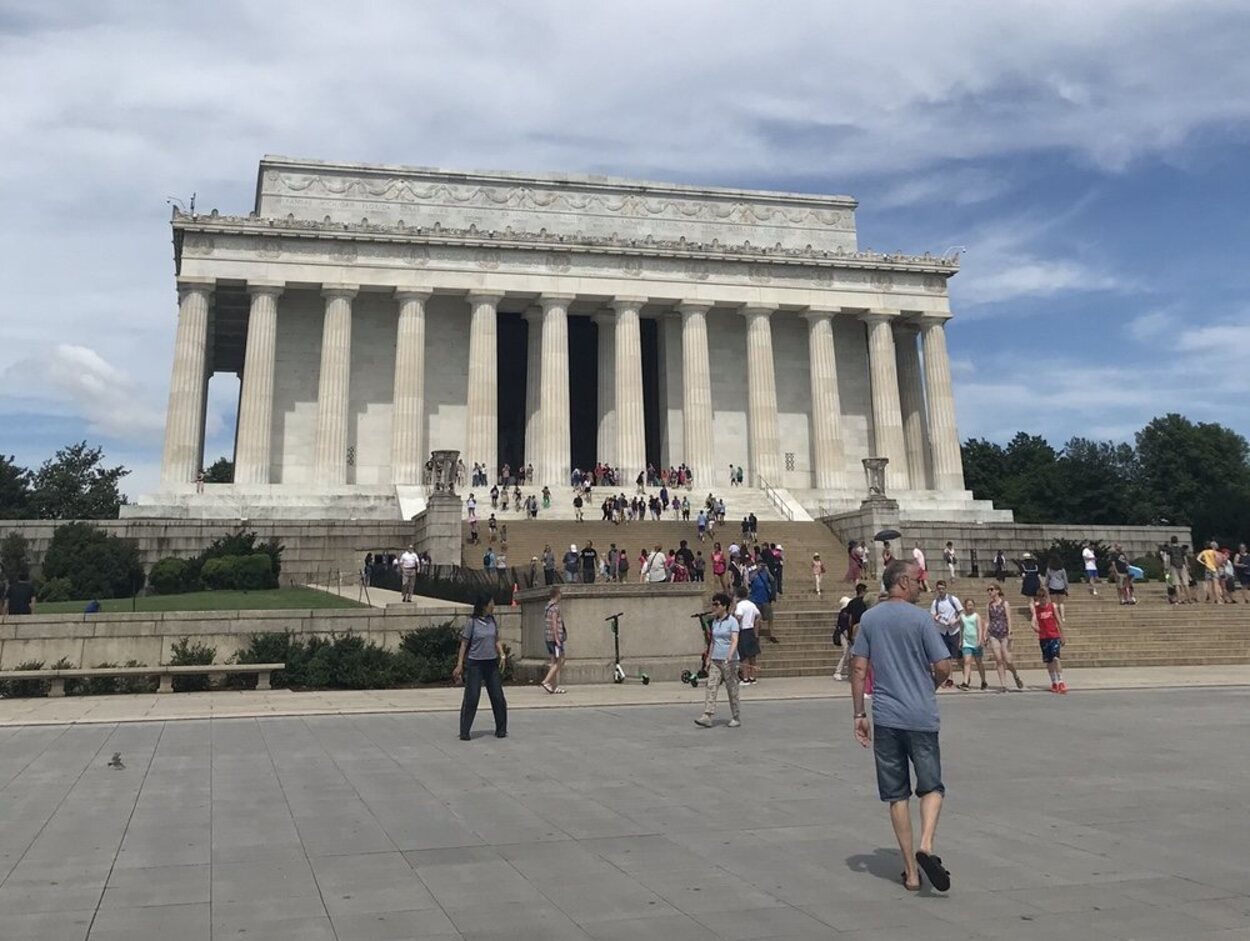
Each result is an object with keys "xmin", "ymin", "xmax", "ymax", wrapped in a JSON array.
[{"xmin": 0, "ymin": 663, "xmax": 285, "ymax": 697}]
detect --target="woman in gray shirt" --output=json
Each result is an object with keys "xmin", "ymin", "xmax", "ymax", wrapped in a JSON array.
[{"xmin": 453, "ymin": 595, "xmax": 508, "ymax": 740}]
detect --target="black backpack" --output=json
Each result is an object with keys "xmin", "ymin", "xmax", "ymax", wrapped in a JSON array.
[{"xmin": 833, "ymin": 607, "xmax": 853, "ymax": 645}]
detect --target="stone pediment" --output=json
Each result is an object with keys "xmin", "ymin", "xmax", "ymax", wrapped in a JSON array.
[{"xmin": 256, "ymin": 156, "xmax": 860, "ymax": 254}]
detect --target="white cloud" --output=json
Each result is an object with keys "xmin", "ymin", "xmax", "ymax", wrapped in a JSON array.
[
  {"xmin": 1127, "ymin": 310, "xmax": 1176, "ymax": 341},
  {"xmin": 2, "ymin": 1, "xmax": 1250, "ymax": 463},
  {"xmin": 0, "ymin": 344, "xmax": 165, "ymax": 441}
]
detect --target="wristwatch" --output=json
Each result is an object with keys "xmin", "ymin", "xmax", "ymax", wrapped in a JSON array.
[{"xmin": 854, "ymin": 712, "xmax": 868, "ymax": 719}]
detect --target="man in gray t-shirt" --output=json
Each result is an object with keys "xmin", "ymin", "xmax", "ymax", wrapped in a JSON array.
[{"xmin": 851, "ymin": 559, "xmax": 953, "ymax": 893}]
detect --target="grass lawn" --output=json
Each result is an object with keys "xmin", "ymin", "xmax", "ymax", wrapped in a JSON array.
[{"xmin": 35, "ymin": 587, "xmax": 366, "ymax": 614}]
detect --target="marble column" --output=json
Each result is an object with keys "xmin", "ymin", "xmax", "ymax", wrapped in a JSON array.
[
  {"xmin": 742, "ymin": 306, "xmax": 782, "ymax": 486},
  {"xmin": 613, "ymin": 296, "xmax": 647, "ymax": 483},
  {"xmin": 538, "ymin": 294, "xmax": 574, "ymax": 484},
  {"xmin": 894, "ymin": 321, "xmax": 932, "ymax": 490},
  {"xmin": 522, "ymin": 306, "xmax": 542, "ymax": 467},
  {"xmin": 802, "ymin": 308, "xmax": 846, "ymax": 490},
  {"xmin": 233, "ymin": 280, "xmax": 283, "ymax": 485},
  {"xmin": 160, "ymin": 277, "xmax": 214, "ymax": 486},
  {"xmin": 464, "ymin": 292, "xmax": 502, "ymax": 481},
  {"xmin": 677, "ymin": 301, "xmax": 715, "ymax": 487},
  {"xmin": 861, "ymin": 310, "xmax": 911, "ymax": 492},
  {"xmin": 313, "ymin": 284, "xmax": 357, "ymax": 485},
  {"xmin": 920, "ymin": 314, "xmax": 966, "ymax": 492},
  {"xmin": 390, "ymin": 289, "xmax": 431, "ymax": 484},
  {"xmin": 592, "ymin": 311, "xmax": 616, "ymax": 466}
]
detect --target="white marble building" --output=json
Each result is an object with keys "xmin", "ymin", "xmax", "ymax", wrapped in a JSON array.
[{"xmin": 128, "ymin": 156, "xmax": 1007, "ymax": 521}]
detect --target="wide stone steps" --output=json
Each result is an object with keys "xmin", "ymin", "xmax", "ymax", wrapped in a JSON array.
[{"xmin": 463, "ymin": 485, "xmax": 798, "ymax": 522}]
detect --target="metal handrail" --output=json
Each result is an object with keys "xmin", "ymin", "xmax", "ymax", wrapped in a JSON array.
[{"xmin": 756, "ymin": 475, "xmax": 794, "ymax": 522}]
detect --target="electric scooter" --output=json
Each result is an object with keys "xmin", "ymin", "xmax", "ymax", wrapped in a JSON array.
[
  {"xmin": 605, "ymin": 611, "xmax": 650, "ymax": 684},
  {"xmin": 681, "ymin": 610, "xmax": 713, "ymax": 687}
]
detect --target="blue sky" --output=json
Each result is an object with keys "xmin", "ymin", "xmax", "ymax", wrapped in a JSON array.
[{"xmin": 2, "ymin": 0, "xmax": 1248, "ymax": 498}]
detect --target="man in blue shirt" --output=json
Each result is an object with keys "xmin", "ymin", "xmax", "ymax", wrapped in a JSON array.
[
  {"xmin": 851, "ymin": 559, "xmax": 953, "ymax": 892},
  {"xmin": 748, "ymin": 564, "xmax": 777, "ymax": 643}
]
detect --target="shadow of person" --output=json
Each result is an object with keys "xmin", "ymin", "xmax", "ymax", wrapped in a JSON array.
[{"xmin": 846, "ymin": 847, "xmax": 915, "ymax": 884}]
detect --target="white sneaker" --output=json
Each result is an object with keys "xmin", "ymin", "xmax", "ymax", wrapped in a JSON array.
[
  {"xmin": 833, "ymin": 673, "xmax": 844, "ymax": 681},
  {"xmin": 694, "ymin": 715, "xmax": 712, "ymax": 728},
  {"xmin": 728, "ymin": 719, "xmax": 741, "ymax": 728}
]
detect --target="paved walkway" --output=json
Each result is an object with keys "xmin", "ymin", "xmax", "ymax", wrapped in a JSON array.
[
  {"xmin": 0, "ymin": 688, "xmax": 1247, "ymax": 940},
  {"xmin": 309, "ymin": 580, "xmax": 472, "ymax": 611},
  {"xmin": 2, "ymin": 665, "xmax": 1249, "ymax": 726}
]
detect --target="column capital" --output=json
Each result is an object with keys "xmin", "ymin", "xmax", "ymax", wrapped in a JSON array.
[
  {"xmin": 539, "ymin": 293, "xmax": 575, "ymax": 311},
  {"xmin": 591, "ymin": 309, "xmax": 615, "ymax": 327},
  {"xmin": 610, "ymin": 295, "xmax": 647, "ymax": 314},
  {"xmin": 466, "ymin": 291, "xmax": 504, "ymax": 306},
  {"xmin": 739, "ymin": 305, "xmax": 774, "ymax": 320},
  {"xmin": 917, "ymin": 312, "xmax": 953, "ymax": 328},
  {"xmin": 859, "ymin": 308, "xmax": 899, "ymax": 325},
  {"xmin": 246, "ymin": 279, "xmax": 285, "ymax": 298},
  {"xmin": 176, "ymin": 276, "xmax": 216, "ymax": 294},
  {"xmin": 322, "ymin": 283, "xmax": 358, "ymax": 300},
  {"xmin": 676, "ymin": 300, "xmax": 711, "ymax": 318},
  {"xmin": 522, "ymin": 304, "xmax": 543, "ymax": 323},
  {"xmin": 394, "ymin": 288, "xmax": 433, "ymax": 303},
  {"xmin": 801, "ymin": 306, "xmax": 837, "ymax": 323}
]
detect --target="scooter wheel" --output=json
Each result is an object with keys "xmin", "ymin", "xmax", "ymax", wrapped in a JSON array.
[
  {"xmin": 613, "ymin": 675, "xmax": 624, "ymax": 684},
  {"xmin": 641, "ymin": 675, "xmax": 651, "ymax": 685},
  {"xmin": 688, "ymin": 677, "xmax": 699, "ymax": 688},
  {"xmin": 680, "ymin": 670, "xmax": 692, "ymax": 684}
]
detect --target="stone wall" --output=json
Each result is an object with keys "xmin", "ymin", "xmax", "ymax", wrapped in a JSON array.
[
  {"xmin": 0, "ymin": 519, "xmax": 418, "ymax": 585},
  {"xmin": 515, "ymin": 583, "xmax": 706, "ymax": 684},
  {"xmin": 820, "ymin": 509, "xmax": 1191, "ymax": 575},
  {"xmin": 0, "ymin": 606, "xmax": 521, "ymax": 671}
]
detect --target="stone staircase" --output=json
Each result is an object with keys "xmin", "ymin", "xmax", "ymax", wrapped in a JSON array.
[
  {"xmin": 461, "ymin": 485, "xmax": 807, "ymax": 522},
  {"xmin": 462, "ymin": 517, "xmax": 842, "ymax": 595},
  {"xmin": 760, "ymin": 583, "xmax": 1250, "ymax": 677}
]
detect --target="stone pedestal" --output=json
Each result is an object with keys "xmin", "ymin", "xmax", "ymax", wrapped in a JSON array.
[
  {"xmin": 412, "ymin": 492, "xmax": 463, "ymax": 566},
  {"xmin": 514, "ymin": 583, "xmax": 705, "ymax": 684}
]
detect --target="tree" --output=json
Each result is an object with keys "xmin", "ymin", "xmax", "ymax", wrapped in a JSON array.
[
  {"xmin": 0, "ymin": 455, "xmax": 32, "ymax": 518},
  {"xmin": 960, "ymin": 439, "xmax": 1008, "ymax": 507},
  {"xmin": 1135, "ymin": 414, "xmax": 1250, "ymax": 525},
  {"xmin": 40, "ymin": 521, "xmax": 145, "ymax": 599},
  {"xmin": 1, "ymin": 531, "xmax": 30, "ymax": 582},
  {"xmin": 29, "ymin": 442, "xmax": 129, "ymax": 520},
  {"xmin": 1054, "ymin": 438, "xmax": 1145, "ymax": 525},
  {"xmin": 204, "ymin": 457, "xmax": 234, "ymax": 483}
]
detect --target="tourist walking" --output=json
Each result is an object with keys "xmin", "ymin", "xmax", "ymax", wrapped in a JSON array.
[
  {"xmin": 712, "ymin": 543, "xmax": 727, "ymax": 591},
  {"xmin": 562, "ymin": 544, "xmax": 579, "ymax": 583},
  {"xmin": 733, "ymin": 584, "xmax": 762, "ymax": 684},
  {"xmin": 1166, "ymin": 536, "xmax": 1192, "ymax": 603},
  {"xmin": 985, "ymin": 584, "xmax": 1023, "ymax": 691},
  {"xmin": 1197, "ymin": 541, "xmax": 1226, "ymax": 603},
  {"xmin": 579, "ymin": 541, "xmax": 598, "ymax": 584},
  {"xmin": 694, "ymin": 592, "xmax": 742, "ymax": 728},
  {"xmin": 845, "ymin": 540, "xmax": 864, "ymax": 583},
  {"xmin": 1081, "ymin": 542, "xmax": 1100, "ymax": 595},
  {"xmin": 1109, "ymin": 544, "xmax": 1136, "ymax": 605},
  {"xmin": 913, "ymin": 543, "xmax": 929, "ymax": 593},
  {"xmin": 1044, "ymin": 555, "xmax": 1070, "ymax": 621},
  {"xmin": 453, "ymin": 595, "xmax": 508, "ymax": 739},
  {"xmin": 542, "ymin": 544, "xmax": 556, "ymax": 586},
  {"xmin": 399, "ymin": 544, "xmax": 419, "ymax": 602},
  {"xmin": 929, "ymin": 580, "xmax": 963, "ymax": 687},
  {"xmin": 643, "ymin": 544, "xmax": 668, "ymax": 583},
  {"xmin": 812, "ymin": 552, "xmax": 825, "ymax": 596},
  {"xmin": 1019, "ymin": 552, "xmax": 1041, "ymax": 599},
  {"xmin": 748, "ymin": 562, "xmax": 777, "ymax": 643},
  {"xmin": 541, "ymin": 586, "xmax": 567, "ymax": 695},
  {"xmin": 993, "ymin": 549, "xmax": 1007, "ymax": 583},
  {"xmin": 943, "ymin": 542, "xmax": 958, "ymax": 583},
  {"xmin": 1031, "ymin": 587, "xmax": 1067, "ymax": 693},
  {"xmin": 850, "ymin": 559, "xmax": 953, "ymax": 892},
  {"xmin": 956, "ymin": 598, "xmax": 988, "ymax": 691},
  {"xmin": 1, "ymin": 569, "xmax": 35, "ymax": 615}
]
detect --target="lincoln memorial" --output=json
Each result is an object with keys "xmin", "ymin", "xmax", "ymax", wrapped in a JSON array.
[{"xmin": 128, "ymin": 156, "xmax": 1007, "ymax": 522}]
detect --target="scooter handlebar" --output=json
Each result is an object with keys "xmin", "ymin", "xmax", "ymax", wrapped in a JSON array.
[
  {"xmin": 604, "ymin": 612, "xmax": 625, "ymax": 621},
  {"xmin": 691, "ymin": 611, "xmax": 713, "ymax": 618}
]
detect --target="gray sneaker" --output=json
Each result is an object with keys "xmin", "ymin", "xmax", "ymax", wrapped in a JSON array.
[
  {"xmin": 728, "ymin": 718, "xmax": 741, "ymax": 728},
  {"xmin": 694, "ymin": 715, "xmax": 712, "ymax": 728}
]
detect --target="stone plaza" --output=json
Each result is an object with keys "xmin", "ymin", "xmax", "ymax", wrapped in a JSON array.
[
  {"xmin": 1, "ymin": 686, "xmax": 1247, "ymax": 940},
  {"xmin": 129, "ymin": 156, "xmax": 1005, "ymax": 523}
]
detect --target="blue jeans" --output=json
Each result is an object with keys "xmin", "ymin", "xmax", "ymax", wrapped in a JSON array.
[{"xmin": 873, "ymin": 726, "xmax": 944, "ymax": 803}]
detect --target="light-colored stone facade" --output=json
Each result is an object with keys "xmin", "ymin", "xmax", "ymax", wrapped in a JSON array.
[{"xmin": 131, "ymin": 156, "xmax": 1005, "ymax": 521}]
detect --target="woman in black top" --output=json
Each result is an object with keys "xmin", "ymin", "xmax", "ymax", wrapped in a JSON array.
[{"xmin": 453, "ymin": 595, "xmax": 508, "ymax": 740}]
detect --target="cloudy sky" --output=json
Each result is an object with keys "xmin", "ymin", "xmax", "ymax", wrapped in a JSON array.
[{"xmin": 2, "ymin": 1, "xmax": 1248, "ymax": 498}]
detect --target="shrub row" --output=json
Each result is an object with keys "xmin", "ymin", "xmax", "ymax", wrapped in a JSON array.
[
  {"xmin": 0, "ymin": 624, "xmax": 508, "ymax": 698},
  {"xmin": 149, "ymin": 529, "xmax": 284, "ymax": 595}
]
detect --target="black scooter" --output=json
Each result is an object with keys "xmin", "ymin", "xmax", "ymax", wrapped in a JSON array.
[
  {"xmin": 605, "ymin": 611, "xmax": 650, "ymax": 684},
  {"xmin": 680, "ymin": 610, "xmax": 713, "ymax": 687}
]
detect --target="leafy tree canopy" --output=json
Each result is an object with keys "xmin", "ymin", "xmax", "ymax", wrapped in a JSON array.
[{"xmin": 29, "ymin": 442, "xmax": 129, "ymax": 520}]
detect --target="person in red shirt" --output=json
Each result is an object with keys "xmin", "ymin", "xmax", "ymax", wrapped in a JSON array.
[{"xmin": 1031, "ymin": 587, "xmax": 1067, "ymax": 693}]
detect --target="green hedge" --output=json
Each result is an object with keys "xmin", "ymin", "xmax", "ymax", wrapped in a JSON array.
[
  {"xmin": 200, "ymin": 554, "xmax": 275, "ymax": 591},
  {"xmin": 41, "ymin": 521, "xmax": 145, "ymax": 600}
]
